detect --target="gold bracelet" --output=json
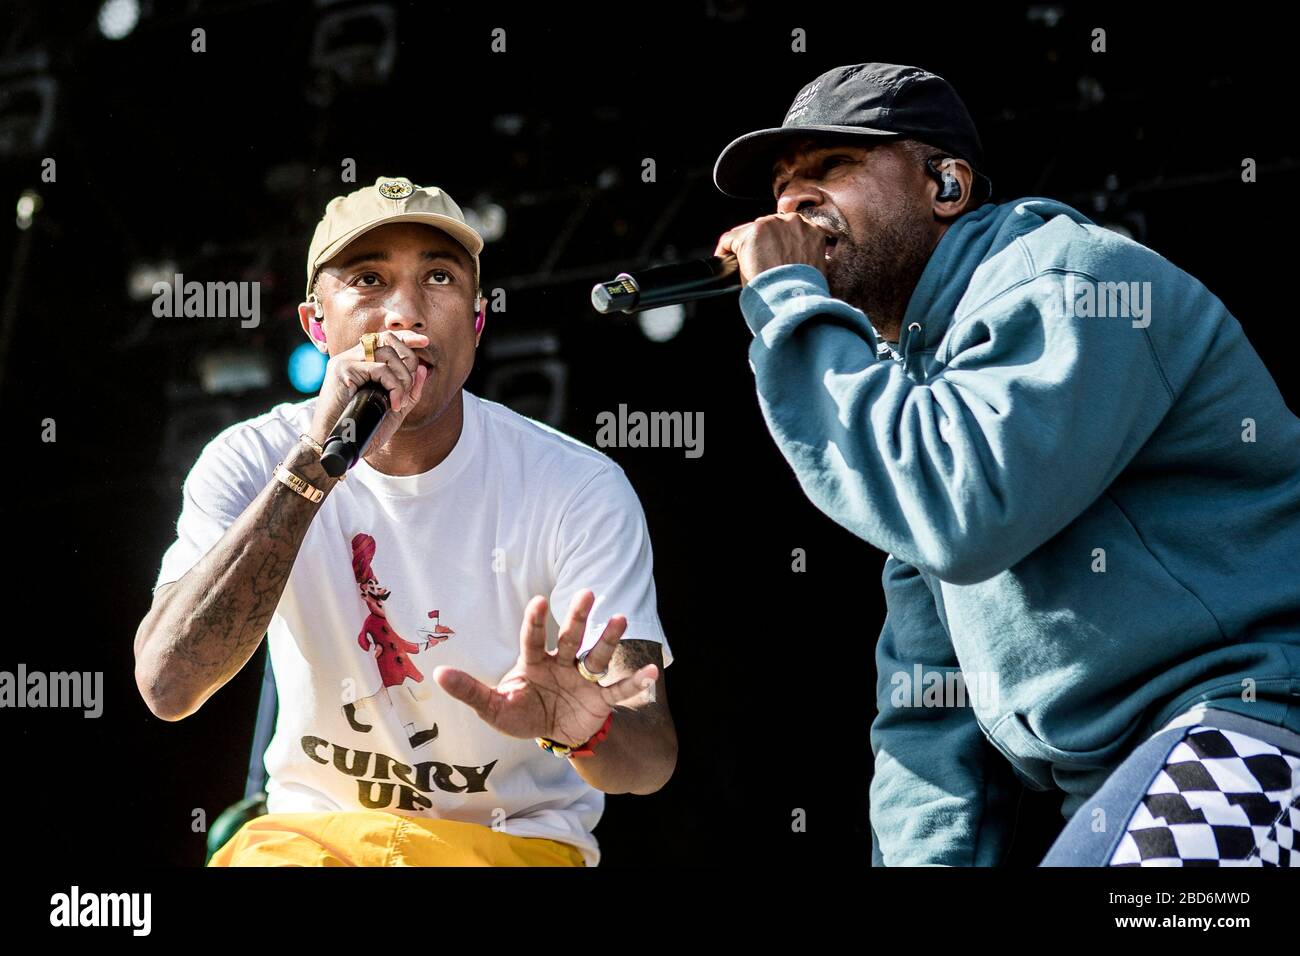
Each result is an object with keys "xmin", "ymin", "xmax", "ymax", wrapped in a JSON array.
[{"xmin": 273, "ymin": 462, "xmax": 324, "ymax": 503}]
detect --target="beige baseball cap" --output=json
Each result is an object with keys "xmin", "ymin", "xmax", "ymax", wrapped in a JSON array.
[{"xmin": 305, "ymin": 176, "xmax": 484, "ymax": 299}]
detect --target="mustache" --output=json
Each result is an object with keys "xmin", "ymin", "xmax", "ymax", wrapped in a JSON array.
[{"xmin": 797, "ymin": 212, "xmax": 849, "ymax": 241}]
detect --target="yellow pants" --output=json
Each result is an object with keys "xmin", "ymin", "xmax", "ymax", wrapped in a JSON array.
[{"xmin": 207, "ymin": 810, "xmax": 586, "ymax": 867}]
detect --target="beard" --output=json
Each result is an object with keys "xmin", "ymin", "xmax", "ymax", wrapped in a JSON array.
[{"xmin": 804, "ymin": 199, "xmax": 934, "ymax": 341}]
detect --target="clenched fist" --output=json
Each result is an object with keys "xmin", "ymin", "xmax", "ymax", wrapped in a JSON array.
[
  {"xmin": 308, "ymin": 328, "xmax": 431, "ymax": 456},
  {"xmin": 714, "ymin": 212, "xmax": 838, "ymax": 286}
]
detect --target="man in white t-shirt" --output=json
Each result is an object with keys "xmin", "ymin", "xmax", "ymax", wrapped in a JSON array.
[{"xmin": 133, "ymin": 177, "xmax": 677, "ymax": 867}]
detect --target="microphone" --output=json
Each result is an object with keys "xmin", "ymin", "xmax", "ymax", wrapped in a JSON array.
[
  {"xmin": 319, "ymin": 384, "xmax": 390, "ymax": 478},
  {"xmin": 591, "ymin": 254, "xmax": 740, "ymax": 314}
]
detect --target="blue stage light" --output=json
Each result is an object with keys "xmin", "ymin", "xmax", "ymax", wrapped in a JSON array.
[{"xmin": 288, "ymin": 342, "xmax": 327, "ymax": 393}]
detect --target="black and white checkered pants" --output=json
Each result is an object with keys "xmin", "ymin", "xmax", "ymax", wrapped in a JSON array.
[{"xmin": 1042, "ymin": 707, "xmax": 1300, "ymax": 866}]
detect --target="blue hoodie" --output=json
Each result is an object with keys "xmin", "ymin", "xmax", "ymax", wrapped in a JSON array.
[{"xmin": 739, "ymin": 198, "xmax": 1300, "ymax": 866}]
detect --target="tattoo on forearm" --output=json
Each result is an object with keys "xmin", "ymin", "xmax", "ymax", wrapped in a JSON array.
[{"xmin": 152, "ymin": 467, "xmax": 325, "ymax": 709}]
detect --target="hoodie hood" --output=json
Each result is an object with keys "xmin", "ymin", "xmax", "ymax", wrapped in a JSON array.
[{"xmin": 902, "ymin": 198, "xmax": 1098, "ymax": 353}]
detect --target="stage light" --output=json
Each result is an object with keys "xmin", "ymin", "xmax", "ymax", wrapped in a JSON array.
[
  {"xmin": 288, "ymin": 341, "xmax": 328, "ymax": 394},
  {"xmin": 98, "ymin": 0, "xmax": 140, "ymax": 40},
  {"xmin": 127, "ymin": 260, "xmax": 177, "ymax": 301},
  {"xmin": 1077, "ymin": 75, "xmax": 1105, "ymax": 107},
  {"xmin": 492, "ymin": 114, "xmax": 524, "ymax": 136},
  {"xmin": 1026, "ymin": 5, "xmax": 1064, "ymax": 27},
  {"xmin": 463, "ymin": 202, "xmax": 507, "ymax": 243},
  {"xmin": 197, "ymin": 350, "xmax": 273, "ymax": 395},
  {"xmin": 15, "ymin": 190, "xmax": 41, "ymax": 230},
  {"xmin": 638, "ymin": 303, "xmax": 686, "ymax": 342}
]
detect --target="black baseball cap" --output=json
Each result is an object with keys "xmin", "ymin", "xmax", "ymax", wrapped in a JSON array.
[{"xmin": 713, "ymin": 62, "xmax": 990, "ymax": 202}]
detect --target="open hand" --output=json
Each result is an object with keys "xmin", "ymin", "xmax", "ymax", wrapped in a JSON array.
[{"xmin": 433, "ymin": 590, "xmax": 658, "ymax": 746}]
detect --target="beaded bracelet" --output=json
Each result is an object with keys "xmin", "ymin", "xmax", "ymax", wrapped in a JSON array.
[{"xmin": 536, "ymin": 711, "xmax": 614, "ymax": 759}]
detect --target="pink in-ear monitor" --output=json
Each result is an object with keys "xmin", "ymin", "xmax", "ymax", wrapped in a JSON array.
[
  {"xmin": 475, "ymin": 308, "xmax": 485, "ymax": 334},
  {"xmin": 309, "ymin": 320, "xmax": 327, "ymax": 343}
]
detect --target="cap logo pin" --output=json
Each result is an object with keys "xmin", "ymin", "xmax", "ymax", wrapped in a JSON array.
[{"xmin": 378, "ymin": 181, "xmax": 414, "ymax": 199}]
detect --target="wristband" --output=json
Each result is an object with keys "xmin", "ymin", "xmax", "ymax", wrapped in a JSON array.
[
  {"xmin": 536, "ymin": 711, "xmax": 614, "ymax": 759},
  {"xmin": 273, "ymin": 461, "xmax": 325, "ymax": 503}
]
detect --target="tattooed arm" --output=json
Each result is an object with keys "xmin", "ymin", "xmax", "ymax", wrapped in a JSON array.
[
  {"xmin": 133, "ymin": 439, "xmax": 340, "ymax": 721},
  {"xmin": 567, "ymin": 638, "xmax": 677, "ymax": 796}
]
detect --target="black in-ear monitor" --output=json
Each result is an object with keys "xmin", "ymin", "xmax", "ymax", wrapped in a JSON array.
[{"xmin": 927, "ymin": 156, "xmax": 963, "ymax": 203}]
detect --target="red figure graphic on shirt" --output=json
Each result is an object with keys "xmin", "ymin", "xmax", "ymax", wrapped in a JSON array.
[
  {"xmin": 343, "ymin": 532, "xmax": 450, "ymax": 751},
  {"xmin": 358, "ymin": 576, "xmax": 426, "ymax": 687}
]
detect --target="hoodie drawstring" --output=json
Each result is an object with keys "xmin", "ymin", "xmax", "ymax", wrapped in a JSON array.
[{"xmin": 900, "ymin": 321, "xmax": 925, "ymax": 381}]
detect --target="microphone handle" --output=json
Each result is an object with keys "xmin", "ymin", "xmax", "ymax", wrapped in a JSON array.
[
  {"xmin": 591, "ymin": 254, "xmax": 740, "ymax": 314},
  {"xmin": 319, "ymin": 383, "xmax": 390, "ymax": 478}
]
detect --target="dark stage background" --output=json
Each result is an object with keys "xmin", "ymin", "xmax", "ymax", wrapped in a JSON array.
[{"xmin": 2, "ymin": 1, "xmax": 1296, "ymax": 869}]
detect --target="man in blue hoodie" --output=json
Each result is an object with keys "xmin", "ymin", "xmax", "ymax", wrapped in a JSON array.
[{"xmin": 713, "ymin": 63, "xmax": 1300, "ymax": 866}]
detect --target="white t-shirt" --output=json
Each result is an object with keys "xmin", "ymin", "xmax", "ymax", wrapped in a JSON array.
[{"xmin": 153, "ymin": 388, "xmax": 672, "ymax": 866}]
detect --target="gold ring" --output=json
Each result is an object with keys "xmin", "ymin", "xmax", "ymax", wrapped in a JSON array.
[
  {"xmin": 576, "ymin": 656, "xmax": 607, "ymax": 683},
  {"xmin": 361, "ymin": 331, "xmax": 380, "ymax": 363}
]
